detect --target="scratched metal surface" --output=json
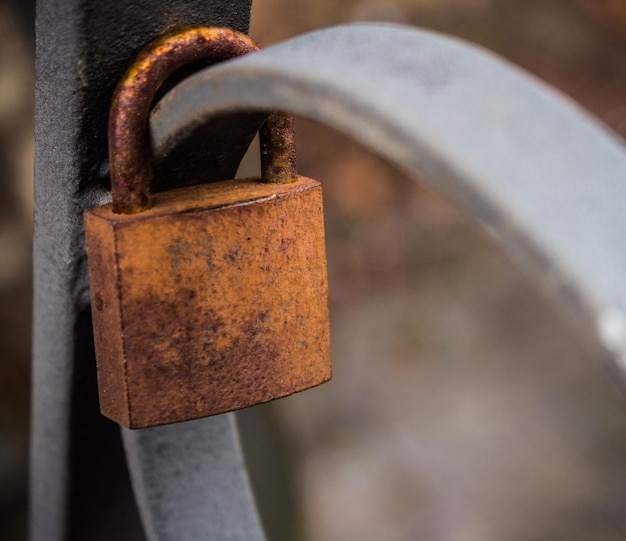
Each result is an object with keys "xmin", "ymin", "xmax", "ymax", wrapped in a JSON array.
[{"xmin": 153, "ymin": 23, "xmax": 626, "ymax": 381}]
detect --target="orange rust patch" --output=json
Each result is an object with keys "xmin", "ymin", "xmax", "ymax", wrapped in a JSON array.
[{"xmin": 85, "ymin": 176, "xmax": 331, "ymax": 428}]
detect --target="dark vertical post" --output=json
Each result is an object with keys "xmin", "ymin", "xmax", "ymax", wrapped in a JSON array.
[{"xmin": 32, "ymin": 1, "xmax": 261, "ymax": 540}]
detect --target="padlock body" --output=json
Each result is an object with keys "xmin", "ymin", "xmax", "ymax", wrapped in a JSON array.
[{"xmin": 85, "ymin": 176, "xmax": 331, "ymax": 428}]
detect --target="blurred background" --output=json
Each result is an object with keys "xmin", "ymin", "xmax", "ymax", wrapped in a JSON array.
[{"xmin": 2, "ymin": 0, "xmax": 626, "ymax": 540}]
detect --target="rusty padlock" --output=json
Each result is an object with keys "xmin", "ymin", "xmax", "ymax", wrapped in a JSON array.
[{"xmin": 84, "ymin": 27, "xmax": 331, "ymax": 429}]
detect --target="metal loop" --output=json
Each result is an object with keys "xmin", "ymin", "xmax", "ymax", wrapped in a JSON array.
[{"xmin": 109, "ymin": 26, "xmax": 297, "ymax": 214}]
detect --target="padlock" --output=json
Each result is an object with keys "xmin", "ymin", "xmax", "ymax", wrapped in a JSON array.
[{"xmin": 84, "ymin": 27, "xmax": 331, "ymax": 429}]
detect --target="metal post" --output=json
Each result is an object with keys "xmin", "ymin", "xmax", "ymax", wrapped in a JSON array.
[{"xmin": 32, "ymin": 1, "xmax": 264, "ymax": 540}]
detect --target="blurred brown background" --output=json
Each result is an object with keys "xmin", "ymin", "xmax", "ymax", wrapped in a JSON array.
[{"xmin": 3, "ymin": 0, "xmax": 626, "ymax": 540}]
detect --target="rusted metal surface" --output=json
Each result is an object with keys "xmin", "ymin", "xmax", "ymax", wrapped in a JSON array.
[
  {"xmin": 87, "ymin": 26, "xmax": 330, "ymax": 428},
  {"xmin": 260, "ymin": 113, "xmax": 298, "ymax": 184},
  {"xmin": 110, "ymin": 26, "xmax": 260, "ymax": 214},
  {"xmin": 85, "ymin": 176, "xmax": 331, "ymax": 428}
]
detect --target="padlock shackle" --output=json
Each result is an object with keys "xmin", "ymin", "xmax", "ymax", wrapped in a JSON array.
[{"xmin": 109, "ymin": 27, "xmax": 298, "ymax": 214}]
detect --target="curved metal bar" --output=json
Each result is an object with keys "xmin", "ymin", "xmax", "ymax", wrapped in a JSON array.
[
  {"xmin": 151, "ymin": 23, "xmax": 626, "ymax": 381},
  {"xmin": 121, "ymin": 415, "xmax": 264, "ymax": 541}
]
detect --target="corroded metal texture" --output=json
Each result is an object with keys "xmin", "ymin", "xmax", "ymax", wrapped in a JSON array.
[
  {"xmin": 88, "ymin": 25, "xmax": 327, "ymax": 431},
  {"xmin": 110, "ymin": 26, "xmax": 282, "ymax": 214},
  {"xmin": 260, "ymin": 113, "xmax": 298, "ymax": 184},
  {"xmin": 110, "ymin": 26, "xmax": 298, "ymax": 213},
  {"xmin": 85, "ymin": 176, "xmax": 331, "ymax": 428}
]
